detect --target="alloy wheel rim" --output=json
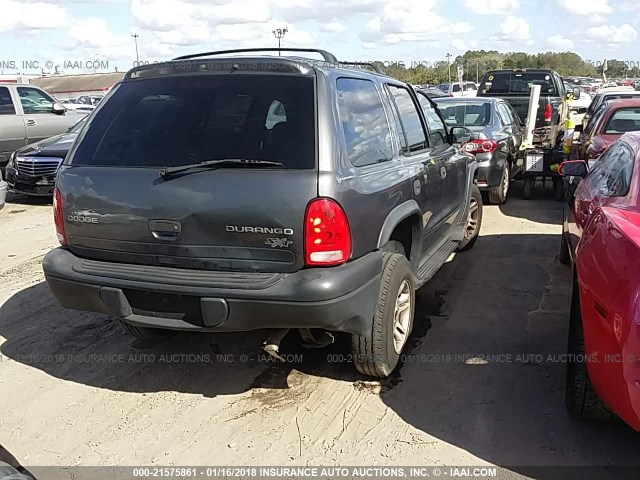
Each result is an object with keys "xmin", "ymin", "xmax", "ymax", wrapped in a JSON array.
[
  {"xmin": 502, "ymin": 166, "xmax": 510, "ymax": 197},
  {"xmin": 464, "ymin": 197, "xmax": 479, "ymax": 240},
  {"xmin": 392, "ymin": 279, "xmax": 412, "ymax": 354}
]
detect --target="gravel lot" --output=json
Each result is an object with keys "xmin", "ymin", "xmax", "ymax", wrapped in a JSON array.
[{"xmin": 0, "ymin": 185, "xmax": 637, "ymax": 476}]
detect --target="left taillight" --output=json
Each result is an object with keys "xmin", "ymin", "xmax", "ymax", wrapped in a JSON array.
[
  {"xmin": 304, "ymin": 198, "xmax": 351, "ymax": 267},
  {"xmin": 53, "ymin": 188, "xmax": 67, "ymax": 246}
]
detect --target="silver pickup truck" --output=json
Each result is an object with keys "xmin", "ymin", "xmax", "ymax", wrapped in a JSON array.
[{"xmin": 0, "ymin": 84, "xmax": 86, "ymax": 169}]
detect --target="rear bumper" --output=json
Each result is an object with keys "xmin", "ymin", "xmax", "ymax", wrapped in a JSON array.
[
  {"xmin": 43, "ymin": 248, "xmax": 383, "ymax": 336},
  {"xmin": 475, "ymin": 153, "xmax": 505, "ymax": 190},
  {"xmin": 5, "ymin": 165, "xmax": 56, "ymax": 196}
]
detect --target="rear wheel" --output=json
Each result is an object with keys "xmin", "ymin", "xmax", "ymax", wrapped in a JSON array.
[
  {"xmin": 119, "ymin": 320, "xmax": 176, "ymax": 345},
  {"xmin": 523, "ymin": 177, "xmax": 534, "ymax": 200},
  {"xmin": 352, "ymin": 252, "xmax": 415, "ymax": 378},
  {"xmin": 565, "ymin": 281, "xmax": 616, "ymax": 421},
  {"xmin": 458, "ymin": 184, "xmax": 483, "ymax": 252},
  {"xmin": 487, "ymin": 164, "xmax": 510, "ymax": 205}
]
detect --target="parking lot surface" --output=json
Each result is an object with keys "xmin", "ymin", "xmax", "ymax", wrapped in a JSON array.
[{"xmin": 0, "ymin": 186, "xmax": 637, "ymax": 475}]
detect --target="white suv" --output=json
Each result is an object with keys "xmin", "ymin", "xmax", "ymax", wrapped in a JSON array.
[{"xmin": 437, "ymin": 82, "xmax": 478, "ymax": 98}]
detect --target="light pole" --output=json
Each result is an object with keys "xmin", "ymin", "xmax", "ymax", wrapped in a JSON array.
[
  {"xmin": 272, "ymin": 27, "xmax": 288, "ymax": 55},
  {"xmin": 446, "ymin": 53, "xmax": 452, "ymax": 83},
  {"xmin": 131, "ymin": 33, "xmax": 140, "ymax": 65}
]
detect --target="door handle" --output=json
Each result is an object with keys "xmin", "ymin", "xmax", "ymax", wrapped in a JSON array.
[
  {"xmin": 25, "ymin": 119, "xmax": 36, "ymax": 126},
  {"xmin": 149, "ymin": 219, "xmax": 181, "ymax": 241}
]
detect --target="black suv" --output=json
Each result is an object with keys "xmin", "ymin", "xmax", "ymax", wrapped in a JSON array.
[{"xmin": 43, "ymin": 48, "xmax": 482, "ymax": 377}]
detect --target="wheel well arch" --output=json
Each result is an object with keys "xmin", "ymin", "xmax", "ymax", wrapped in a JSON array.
[{"xmin": 377, "ymin": 201, "xmax": 422, "ymax": 269}]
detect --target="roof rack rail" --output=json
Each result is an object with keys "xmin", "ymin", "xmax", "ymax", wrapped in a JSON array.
[
  {"xmin": 340, "ymin": 61, "xmax": 384, "ymax": 74},
  {"xmin": 172, "ymin": 48, "xmax": 338, "ymax": 63}
]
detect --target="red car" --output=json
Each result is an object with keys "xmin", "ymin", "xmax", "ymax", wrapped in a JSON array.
[
  {"xmin": 559, "ymin": 132, "xmax": 640, "ymax": 430},
  {"xmin": 577, "ymin": 98, "xmax": 640, "ymax": 160}
]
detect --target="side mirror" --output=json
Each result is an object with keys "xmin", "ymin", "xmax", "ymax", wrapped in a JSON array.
[
  {"xmin": 52, "ymin": 103, "xmax": 66, "ymax": 115},
  {"xmin": 451, "ymin": 126, "xmax": 472, "ymax": 144},
  {"xmin": 572, "ymin": 87, "xmax": 581, "ymax": 100},
  {"xmin": 574, "ymin": 124, "xmax": 583, "ymax": 133},
  {"xmin": 559, "ymin": 160, "xmax": 588, "ymax": 177}
]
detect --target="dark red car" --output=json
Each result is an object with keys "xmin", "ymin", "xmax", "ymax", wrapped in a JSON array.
[
  {"xmin": 559, "ymin": 132, "xmax": 640, "ymax": 430},
  {"xmin": 577, "ymin": 98, "xmax": 640, "ymax": 160}
]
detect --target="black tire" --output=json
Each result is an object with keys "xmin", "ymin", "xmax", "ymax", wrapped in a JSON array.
[
  {"xmin": 523, "ymin": 177, "xmax": 534, "ymax": 200},
  {"xmin": 559, "ymin": 231, "xmax": 571, "ymax": 266},
  {"xmin": 487, "ymin": 164, "xmax": 510, "ymax": 205},
  {"xmin": 565, "ymin": 281, "xmax": 616, "ymax": 421},
  {"xmin": 457, "ymin": 184, "xmax": 483, "ymax": 252},
  {"xmin": 553, "ymin": 177, "xmax": 565, "ymax": 201},
  {"xmin": 382, "ymin": 240, "xmax": 406, "ymax": 256},
  {"xmin": 352, "ymin": 253, "xmax": 415, "ymax": 378},
  {"xmin": 119, "ymin": 320, "xmax": 176, "ymax": 343}
]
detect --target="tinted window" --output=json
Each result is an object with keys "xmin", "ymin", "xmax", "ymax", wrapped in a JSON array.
[
  {"xmin": 70, "ymin": 75, "xmax": 315, "ymax": 169},
  {"xmin": 388, "ymin": 85, "xmax": 427, "ymax": 153},
  {"xmin": 496, "ymin": 103, "xmax": 512, "ymax": 126},
  {"xmin": 437, "ymin": 101, "xmax": 491, "ymax": 127},
  {"xmin": 336, "ymin": 78, "xmax": 393, "ymax": 167},
  {"xmin": 0, "ymin": 87, "xmax": 15, "ymax": 115},
  {"xmin": 437, "ymin": 84, "xmax": 449, "ymax": 93},
  {"xmin": 480, "ymin": 72, "xmax": 557, "ymax": 95},
  {"xmin": 604, "ymin": 108, "xmax": 640, "ymax": 134},
  {"xmin": 586, "ymin": 104, "xmax": 607, "ymax": 136},
  {"xmin": 17, "ymin": 87, "xmax": 54, "ymax": 114},
  {"xmin": 465, "ymin": 83, "xmax": 477, "ymax": 91},
  {"xmin": 585, "ymin": 143, "xmax": 635, "ymax": 197},
  {"xmin": 417, "ymin": 93, "xmax": 447, "ymax": 146},
  {"xmin": 452, "ymin": 84, "xmax": 462, "ymax": 93}
]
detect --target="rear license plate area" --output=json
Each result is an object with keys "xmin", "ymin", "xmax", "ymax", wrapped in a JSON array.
[
  {"xmin": 526, "ymin": 153, "xmax": 544, "ymax": 172},
  {"xmin": 123, "ymin": 290, "xmax": 204, "ymax": 326}
]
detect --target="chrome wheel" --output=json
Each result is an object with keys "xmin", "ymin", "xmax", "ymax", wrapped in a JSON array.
[
  {"xmin": 392, "ymin": 279, "xmax": 412, "ymax": 354},
  {"xmin": 464, "ymin": 196, "xmax": 480, "ymax": 240}
]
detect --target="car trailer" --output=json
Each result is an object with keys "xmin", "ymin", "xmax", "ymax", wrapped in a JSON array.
[{"xmin": 522, "ymin": 145, "xmax": 566, "ymax": 201}]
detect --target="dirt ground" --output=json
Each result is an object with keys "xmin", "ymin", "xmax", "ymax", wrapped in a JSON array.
[{"xmin": 0, "ymin": 185, "xmax": 638, "ymax": 477}]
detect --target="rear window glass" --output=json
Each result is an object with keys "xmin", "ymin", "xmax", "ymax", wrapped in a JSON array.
[
  {"xmin": 438, "ymin": 102, "xmax": 492, "ymax": 127},
  {"xmin": 480, "ymin": 72, "xmax": 557, "ymax": 96},
  {"xmin": 70, "ymin": 74, "xmax": 315, "ymax": 169},
  {"xmin": 604, "ymin": 108, "xmax": 640, "ymax": 134}
]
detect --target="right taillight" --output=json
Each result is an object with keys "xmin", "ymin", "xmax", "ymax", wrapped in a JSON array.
[
  {"xmin": 53, "ymin": 188, "xmax": 67, "ymax": 246},
  {"xmin": 463, "ymin": 139, "xmax": 497, "ymax": 154},
  {"xmin": 304, "ymin": 198, "xmax": 351, "ymax": 267},
  {"xmin": 544, "ymin": 102, "xmax": 553, "ymax": 122}
]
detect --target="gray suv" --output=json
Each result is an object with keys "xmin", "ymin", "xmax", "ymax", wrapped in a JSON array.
[{"xmin": 43, "ymin": 48, "xmax": 482, "ymax": 377}]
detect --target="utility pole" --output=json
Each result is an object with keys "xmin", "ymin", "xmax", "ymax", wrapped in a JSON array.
[
  {"xmin": 131, "ymin": 33, "xmax": 140, "ymax": 65},
  {"xmin": 446, "ymin": 53, "xmax": 452, "ymax": 83},
  {"xmin": 272, "ymin": 27, "xmax": 288, "ymax": 55},
  {"xmin": 477, "ymin": 62, "xmax": 479, "ymax": 84}
]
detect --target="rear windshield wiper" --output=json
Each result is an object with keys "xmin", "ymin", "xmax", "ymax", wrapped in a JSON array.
[{"xmin": 160, "ymin": 159, "xmax": 283, "ymax": 179}]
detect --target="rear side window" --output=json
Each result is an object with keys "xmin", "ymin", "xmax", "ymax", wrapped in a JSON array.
[
  {"xmin": 387, "ymin": 85, "xmax": 427, "ymax": 153},
  {"xmin": 496, "ymin": 103, "xmax": 513, "ymax": 126},
  {"xmin": 70, "ymin": 74, "xmax": 315, "ymax": 169},
  {"xmin": 336, "ymin": 78, "xmax": 393, "ymax": 167},
  {"xmin": 0, "ymin": 87, "xmax": 15, "ymax": 115}
]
